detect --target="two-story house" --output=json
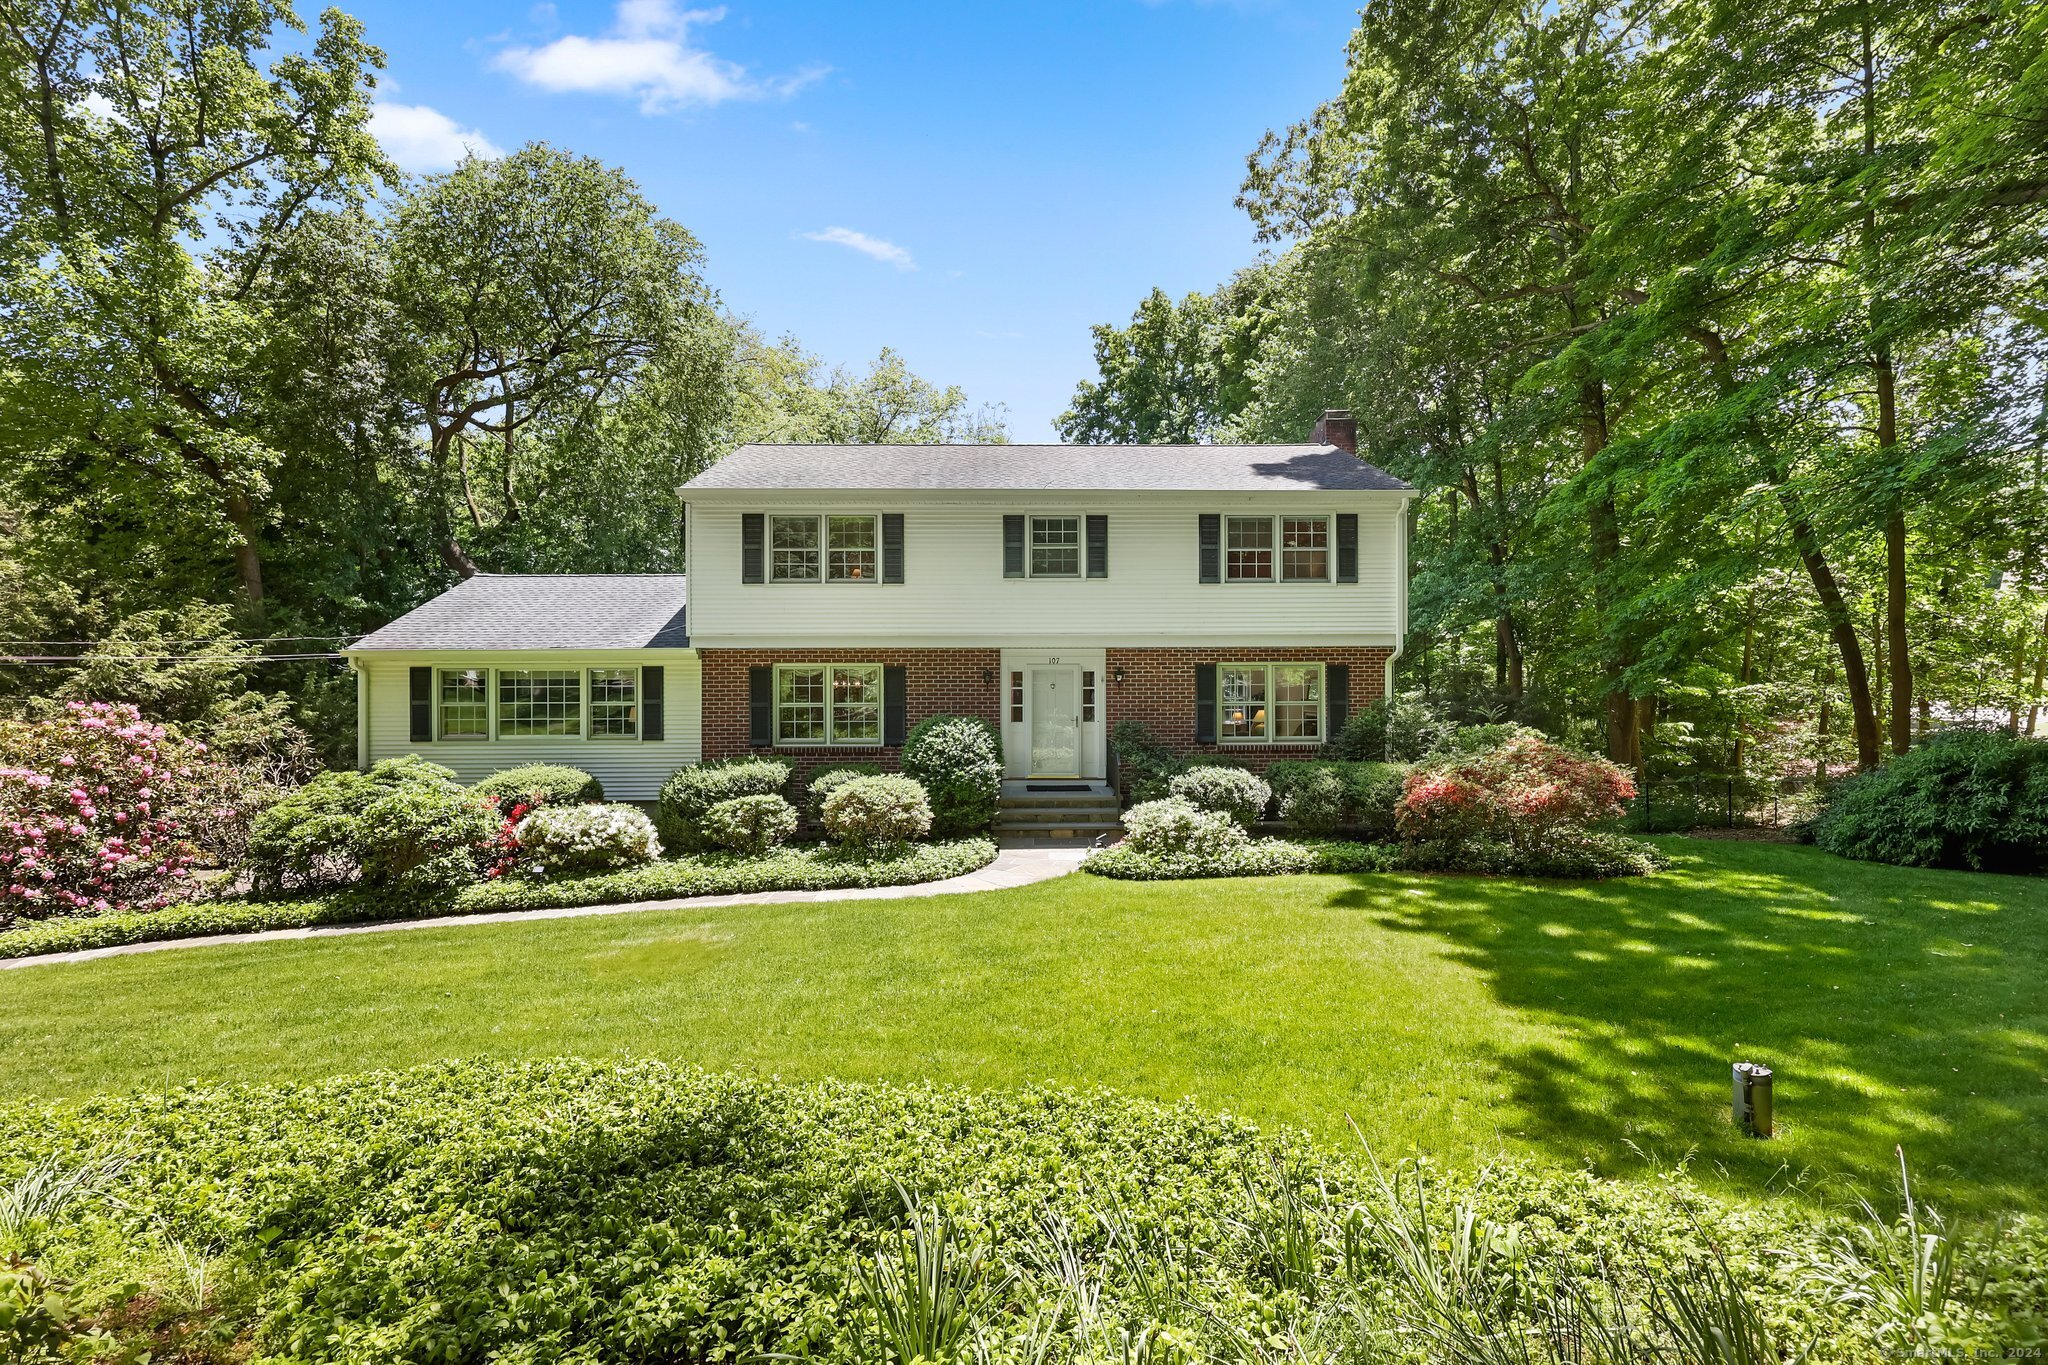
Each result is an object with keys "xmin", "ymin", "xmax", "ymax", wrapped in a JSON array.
[{"xmin": 346, "ymin": 412, "xmax": 1414, "ymax": 799}]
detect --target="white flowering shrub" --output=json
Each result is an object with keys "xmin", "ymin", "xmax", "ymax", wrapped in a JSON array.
[
  {"xmin": 1120, "ymin": 797, "xmax": 1247, "ymax": 858},
  {"xmin": 701, "ymin": 794, "xmax": 799, "ymax": 856},
  {"xmin": 822, "ymin": 775, "xmax": 933, "ymax": 848},
  {"xmin": 1167, "ymin": 766, "xmax": 1272, "ymax": 829},
  {"xmin": 513, "ymin": 803, "xmax": 661, "ymax": 879}
]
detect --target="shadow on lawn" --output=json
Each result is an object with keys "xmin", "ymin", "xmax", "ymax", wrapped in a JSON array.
[{"xmin": 1329, "ymin": 840, "xmax": 2048, "ymax": 1215}]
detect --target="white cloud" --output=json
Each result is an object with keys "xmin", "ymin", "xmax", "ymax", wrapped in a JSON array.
[
  {"xmin": 370, "ymin": 102, "xmax": 502, "ymax": 173},
  {"xmin": 799, "ymin": 227, "xmax": 915, "ymax": 271},
  {"xmin": 493, "ymin": 1, "xmax": 825, "ymax": 114}
]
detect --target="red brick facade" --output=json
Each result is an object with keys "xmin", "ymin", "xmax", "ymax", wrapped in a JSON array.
[
  {"xmin": 698, "ymin": 647, "xmax": 1001, "ymax": 780},
  {"xmin": 1104, "ymin": 646, "xmax": 1395, "ymax": 772}
]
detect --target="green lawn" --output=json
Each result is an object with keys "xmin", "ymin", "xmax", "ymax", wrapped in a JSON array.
[{"xmin": 5, "ymin": 838, "xmax": 2043, "ymax": 1214}]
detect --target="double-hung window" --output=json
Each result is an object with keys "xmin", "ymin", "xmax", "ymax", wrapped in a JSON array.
[
  {"xmin": 588, "ymin": 668, "xmax": 639, "ymax": 738},
  {"xmin": 1029, "ymin": 516, "xmax": 1081, "ymax": 577},
  {"xmin": 775, "ymin": 663, "xmax": 883, "ymax": 745},
  {"xmin": 1225, "ymin": 515, "xmax": 1330, "ymax": 582},
  {"xmin": 771, "ymin": 514, "xmax": 879, "ymax": 582},
  {"xmin": 497, "ymin": 669, "xmax": 583, "ymax": 736},
  {"xmin": 438, "ymin": 668, "xmax": 489, "ymax": 739},
  {"xmin": 1219, "ymin": 663, "xmax": 1324, "ymax": 743}
]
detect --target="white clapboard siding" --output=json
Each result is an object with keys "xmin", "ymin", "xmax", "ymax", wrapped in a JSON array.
[
  {"xmin": 683, "ymin": 490, "xmax": 1408, "ymax": 646},
  {"xmin": 354, "ymin": 649, "xmax": 701, "ymax": 799}
]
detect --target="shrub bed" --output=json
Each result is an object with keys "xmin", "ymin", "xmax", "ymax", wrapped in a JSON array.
[
  {"xmin": 1815, "ymin": 729, "xmax": 2048, "ymax": 872},
  {"xmin": 1, "ymin": 1060, "xmax": 2035, "ymax": 1361},
  {"xmin": 821, "ymin": 774, "xmax": 932, "ymax": 847},
  {"xmin": 512, "ymin": 802, "xmax": 661, "ymax": 877},
  {"xmin": 1167, "ymin": 765, "xmax": 1271, "ymax": 827},
  {"xmin": 1268, "ymin": 759, "xmax": 1409, "ymax": 837},
  {"xmin": 804, "ymin": 764, "xmax": 883, "ymax": 819},
  {"xmin": 1397, "ymin": 734, "xmax": 1663, "ymax": 878},
  {"xmin": 0, "ymin": 840, "xmax": 999, "ymax": 961},
  {"xmin": 657, "ymin": 758, "xmax": 792, "ymax": 850},
  {"xmin": 245, "ymin": 756, "xmax": 499, "ymax": 896},
  {"xmin": 700, "ymin": 794, "xmax": 799, "ymax": 855},
  {"xmin": 1085, "ymin": 836, "xmax": 1393, "ymax": 880}
]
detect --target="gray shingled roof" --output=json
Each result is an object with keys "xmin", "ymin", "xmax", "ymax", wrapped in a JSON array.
[
  {"xmin": 680, "ymin": 443, "xmax": 1413, "ymax": 493},
  {"xmin": 350, "ymin": 575, "xmax": 689, "ymax": 652}
]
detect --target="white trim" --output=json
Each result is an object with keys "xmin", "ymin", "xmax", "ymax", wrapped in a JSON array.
[
  {"xmin": 1216, "ymin": 661, "xmax": 1328, "ymax": 746},
  {"xmin": 767, "ymin": 511, "xmax": 884, "ymax": 585},
  {"xmin": 1024, "ymin": 511, "xmax": 1086, "ymax": 579},
  {"xmin": 586, "ymin": 666, "xmax": 642, "ymax": 741},
  {"xmin": 770, "ymin": 661, "xmax": 886, "ymax": 747}
]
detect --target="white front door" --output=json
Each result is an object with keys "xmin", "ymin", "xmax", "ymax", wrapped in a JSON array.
[{"xmin": 1028, "ymin": 667, "xmax": 1082, "ymax": 777}]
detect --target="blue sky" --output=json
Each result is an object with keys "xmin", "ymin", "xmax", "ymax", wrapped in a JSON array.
[{"xmin": 354, "ymin": 1, "xmax": 1357, "ymax": 440}]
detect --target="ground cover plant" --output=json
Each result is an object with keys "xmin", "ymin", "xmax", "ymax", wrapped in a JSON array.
[
  {"xmin": 1, "ymin": 1061, "xmax": 2038, "ymax": 1362},
  {"xmin": 1814, "ymin": 729, "xmax": 2048, "ymax": 872},
  {"xmin": 8, "ymin": 840, "xmax": 2035, "ymax": 1216},
  {"xmin": 0, "ymin": 839, "xmax": 998, "ymax": 960}
]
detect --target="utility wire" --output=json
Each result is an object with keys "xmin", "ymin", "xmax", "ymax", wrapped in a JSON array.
[{"xmin": 0, "ymin": 653, "xmax": 348, "ymax": 664}]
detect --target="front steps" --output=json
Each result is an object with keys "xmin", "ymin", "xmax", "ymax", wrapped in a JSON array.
[{"xmin": 995, "ymin": 782, "xmax": 1123, "ymax": 846}]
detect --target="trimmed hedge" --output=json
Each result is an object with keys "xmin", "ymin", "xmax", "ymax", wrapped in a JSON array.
[
  {"xmin": 1267, "ymin": 760, "xmax": 1409, "ymax": 838},
  {"xmin": 804, "ymin": 764, "xmax": 883, "ymax": 819},
  {"xmin": 6, "ymin": 1060, "xmax": 2030, "ymax": 1361},
  {"xmin": 900, "ymin": 715, "xmax": 1003, "ymax": 835},
  {"xmin": 0, "ymin": 840, "xmax": 999, "ymax": 961},
  {"xmin": 1086, "ymin": 836, "xmax": 1395, "ymax": 880},
  {"xmin": 657, "ymin": 758, "xmax": 792, "ymax": 850},
  {"xmin": 470, "ymin": 763, "xmax": 604, "ymax": 807}
]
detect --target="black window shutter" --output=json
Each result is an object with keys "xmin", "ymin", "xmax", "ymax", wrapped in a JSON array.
[
  {"xmin": 1086, "ymin": 514, "xmax": 1108, "ymax": 578},
  {"xmin": 882, "ymin": 513, "xmax": 905, "ymax": 583},
  {"xmin": 1002, "ymin": 515, "xmax": 1025, "ymax": 578},
  {"xmin": 409, "ymin": 667, "xmax": 433, "ymax": 742},
  {"xmin": 1198, "ymin": 514, "xmax": 1221, "ymax": 583},
  {"xmin": 748, "ymin": 665, "xmax": 773, "ymax": 746},
  {"xmin": 1335, "ymin": 513, "xmax": 1358, "ymax": 583},
  {"xmin": 1194, "ymin": 663, "xmax": 1218, "ymax": 744},
  {"xmin": 742, "ymin": 513, "xmax": 765, "ymax": 583},
  {"xmin": 1326, "ymin": 663, "xmax": 1349, "ymax": 735},
  {"xmin": 883, "ymin": 665, "xmax": 908, "ymax": 745},
  {"xmin": 640, "ymin": 665, "xmax": 665, "ymax": 741}
]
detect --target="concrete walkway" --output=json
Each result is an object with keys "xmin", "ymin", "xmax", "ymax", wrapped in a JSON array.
[{"xmin": 1, "ymin": 845, "xmax": 1091, "ymax": 971}]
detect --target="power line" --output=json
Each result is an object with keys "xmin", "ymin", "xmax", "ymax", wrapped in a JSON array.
[
  {"xmin": 0, "ymin": 653, "xmax": 348, "ymax": 664},
  {"xmin": 0, "ymin": 635, "xmax": 358, "ymax": 646}
]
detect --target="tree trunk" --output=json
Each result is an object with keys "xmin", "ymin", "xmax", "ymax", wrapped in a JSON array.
[
  {"xmin": 223, "ymin": 489, "xmax": 266, "ymax": 617},
  {"xmin": 1579, "ymin": 378, "xmax": 1634, "ymax": 764},
  {"xmin": 429, "ymin": 426, "xmax": 481, "ymax": 578},
  {"xmin": 1778, "ymin": 489, "xmax": 1883, "ymax": 769}
]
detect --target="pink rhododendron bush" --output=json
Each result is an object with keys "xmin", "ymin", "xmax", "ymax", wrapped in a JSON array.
[
  {"xmin": 0, "ymin": 701, "xmax": 259, "ymax": 924},
  {"xmin": 1395, "ymin": 734, "xmax": 1666, "ymax": 878}
]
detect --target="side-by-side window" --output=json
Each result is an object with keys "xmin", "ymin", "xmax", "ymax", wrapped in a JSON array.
[
  {"xmin": 1219, "ymin": 663, "xmax": 1324, "ymax": 743},
  {"xmin": 770, "ymin": 514, "xmax": 881, "ymax": 583},
  {"xmin": 774, "ymin": 663, "xmax": 883, "ymax": 745},
  {"xmin": 423, "ymin": 667, "xmax": 651, "ymax": 741}
]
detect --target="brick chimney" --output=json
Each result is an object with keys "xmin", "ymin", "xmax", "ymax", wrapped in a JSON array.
[{"xmin": 1312, "ymin": 409, "xmax": 1357, "ymax": 454}]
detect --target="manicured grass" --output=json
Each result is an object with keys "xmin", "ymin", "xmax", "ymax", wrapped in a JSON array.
[{"xmin": 4, "ymin": 838, "xmax": 2042, "ymax": 1213}]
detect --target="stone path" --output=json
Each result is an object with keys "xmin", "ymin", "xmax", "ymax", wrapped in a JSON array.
[{"xmin": 1, "ymin": 845, "xmax": 1091, "ymax": 971}]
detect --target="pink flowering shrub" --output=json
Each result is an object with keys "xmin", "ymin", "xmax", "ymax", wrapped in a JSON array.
[
  {"xmin": 0, "ymin": 701, "xmax": 223, "ymax": 924},
  {"xmin": 1396, "ymin": 734, "xmax": 1641, "ymax": 872}
]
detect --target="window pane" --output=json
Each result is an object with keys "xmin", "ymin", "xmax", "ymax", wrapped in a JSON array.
[
  {"xmin": 770, "ymin": 516, "xmax": 821, "ymax": 581},
  {"xmin": 1029, "ymin": 516, "xmax": 1081, "ymax": 577},
  {"xmin": 438, "ymin": 669, "xmax": 488, "ymax": 739},
  {"xmin": 589, "ymin": 668, "xmax": 638, "ymax": 738},
  {"xmin": 827, "ymin": 515, "xmax": 878, "ymax": 582},
  {"xmin": 1220, "ymin": 666, "xmax": 1267, "ymax": 739},
  {"xmin": 777, "ymin": 667, "xmax": 826, "ymax": 742},
  {"xmin": 831, "ymin": 665, "xmax": 883, "ymax": 743},
  {"xmin": 1226, "ymin": 517, "xmax": 1273, "ymax": 581},
  {"xmin": 1272, "ymin": 665, "xmax": 1323, "ymax": 739},
  {"xmin": 497, "ymin": 670, "xmax": 582, "ymax": 736},
  {"xmin": 1281, "ymin": 518, "xmax": 1329, "ymax": 581}
]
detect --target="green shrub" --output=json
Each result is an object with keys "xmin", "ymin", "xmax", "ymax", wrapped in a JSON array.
[
  {"xmin": 657, "ymin": 758, "xmax": 792, "ymax": 850},
  {"xmin": 1814, "ymin": 729, "xmax": 2048, "ymax": 872},
  {"xmin": 1324, "ymin": 694, "xmax": 1457, "ymax": 762},
  {"xmin": 822, "ymin": 775, "xmax": 933, "ymax": 848},
  {"xmin": 472, "ymin": 763, "xmax": 604, "ymax": 807},
  {"xmin": 701, "ymin": 794, "xmax": 799, "ymax": 856},
  {"xmin": 1085, "ymin": 836, "xmax": 1394, "ymax": 880},
  {"xmin": 1110, "ymin": 720, "xmax": 1184, "ymax": 803},
  {"xmin": 901, "ymin": 717, "xmax": 1002, "ymax": 835},
  {"xmin": 245, "ymin": 756, "xmax": 498, "ymax": 895},
  {"xmin": 1122, "ymin": 797, "xmax": 1246, "ymax": 859},
  {"xmin": 1167, "ymin": 765, "xmax": 1271, "ymax": 828},
  {"xmin": 804, "ymin": 764, "xmax": 884, "ymax": 819},
  {"xmin": 1268, "ymin": 761, "xmax": 1409, "ymax": 838},
  {"xmin": 512, "ymin": 803, "xmax": 661, "ymax": 877},
  {"xmin": 1397, "ymin": 831, "xmax": 1670, "ymax": 878},
  {"xmin": 11, "ymin": 1058, "xmax": 2000, "ymax": 1364}
]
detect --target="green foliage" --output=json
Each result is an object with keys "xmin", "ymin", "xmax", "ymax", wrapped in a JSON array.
[
  {"xmin": 1268, "ymin": 761, "xmax": 1410, "ymax": 838},
  {"xmin": 471, "ymin": 763, "xmax": 605, "ymax": 808},
  {"xmin": 1398, "ymin": 830, "xmax": 1671, "ymax": 879},
  {"xmin": 11, "ymin": 1059, "xmax": 2025, "ymax": 1362},
  {"xmin": 900, "ymin": 716, "xmax": 1002, "ymax": 836},
  {"xmin": 1815, "ymin": 730, "xmax": 2048, "ymax": 872},
  {"xmin": 822, "ymin": 776, "xmax": 934, "ymax": 849},
  {"xmin": 657, "ymin": 758, "xmax": 792, "ymax": 850},
  {"xmin": 700, "ymin": 794, "xmax": 798, "ymax": 856},
  {"xmin": 1085, "ymin": 835, "xmax": 1391, "ymax": 880},
  {"xmin": 804, "ymin": 764, "xmax": 884, "ymax": 819},
  {"xmin": 1166, "ymin": 765, "xmax": 1271, "ymax": 828},
  {"xmin": 1110, "ymin": 721, "xmax": 1184, "ymax": 804},
  {"xmin": 245, "ymin": 756, "xmax": 498, "ymax": 895},
  {"xmin": 512, "ymin": 803, "xmax": 661, "ymax": 878},
  {"xmin": 0, "ymin": 841, "xmax": 1001, "ymax": 960}
]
